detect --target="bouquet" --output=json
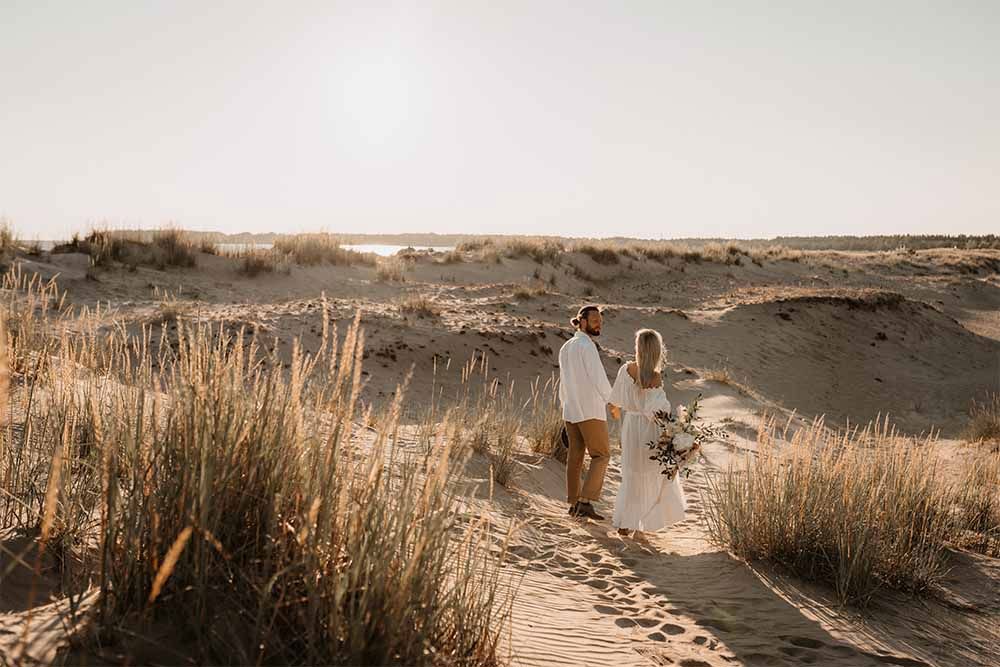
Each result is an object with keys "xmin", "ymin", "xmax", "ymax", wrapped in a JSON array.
[{"xmin": 646, "ymin": 394, "xmax": 727, "ymax": 480}]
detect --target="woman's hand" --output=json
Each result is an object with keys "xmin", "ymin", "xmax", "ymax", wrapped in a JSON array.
[{"xmin": 609, "ymin": 404, "xmax": 621, "ymax": 420}]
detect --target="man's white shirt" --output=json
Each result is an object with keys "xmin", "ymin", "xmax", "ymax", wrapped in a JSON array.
[{"xmin": 558, "ymin": 330, "xmax": 613, "ymax": 423}]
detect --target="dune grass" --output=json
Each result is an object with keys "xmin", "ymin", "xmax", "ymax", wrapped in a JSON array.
[
  {"xmin": 80, "ymin": 228, "xmax": 199, "ymax": 270},
  {"xmin": 0, "ymin": 268, "xmax": 511, "ymax": 665},
  {"xmin": 235, "ymin": 248, "xmax": 291, "ymax": 277},
  {"xmin": 524, "ymin": 375, "xmax": 565, "ymax": 463},
  {"xmin": 704, "ymin": 416, "xmax": 957, "ymax": 606},
  {"xmin": 272, "ymin": 232, "xmax": 377, "ymax": 267},
  {"xmin": 376, "ymin": 256, "xmax": 408, "ymax": 282},
  {"xmin": 572, "ymin": 242, "xmax": 620, "ymax": 266},
  {"xmin": 953, "ymin": 449, "xmax": 1000, "ymax": 556},
  {"xmin": 445, "ymin": 356, "xmax": 524, "ymax": 487},
  {"xmin": 449, "ymin": 237, "xmax": 820, "ymax": 269},
  {"xmin": 966, "ymin": 393, "xmax": 1000, "ymax": 443},
  {"xmin": 511, "ymin": 284, "xmax": 548, "ymax": 300},
  {"xmin": 399, "ymin": 293, "xmax": 441, "ymax": 318}
]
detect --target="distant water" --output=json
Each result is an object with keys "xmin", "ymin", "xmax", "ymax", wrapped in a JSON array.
[
  {"xmin": 218, "ymin": 243, "xmax": 453, "ymax": 256},
  {"xmin": 343, "ymin": 244, "xmax": 454, "ymax": 256}
]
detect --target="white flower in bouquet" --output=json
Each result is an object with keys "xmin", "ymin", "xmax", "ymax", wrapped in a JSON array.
[
  {"xmin": 646, "ymin": 394, "xmax": 727, "ymax": 480},
  {"xmin": 672, "ymin": 432, "xmax": 696, "ymax": 453}
]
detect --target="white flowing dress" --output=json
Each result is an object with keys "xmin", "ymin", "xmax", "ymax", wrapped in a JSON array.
[{"xmin": 610, "ymin": 364, "xmax": 687, "ymax": 532}]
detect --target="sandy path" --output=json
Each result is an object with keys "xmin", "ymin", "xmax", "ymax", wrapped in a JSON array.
[
  {"xmin": 500, "ymin": 454, "xmax": 906, "ymax": 667},
  {"xmin": 494, "ymin": 387, "xmax": 998, "ymax": 667}
]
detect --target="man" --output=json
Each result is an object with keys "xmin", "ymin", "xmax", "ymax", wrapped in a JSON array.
[{"xmin": 558, "ymin": 305, "xmax": 619, "ymax": 520}]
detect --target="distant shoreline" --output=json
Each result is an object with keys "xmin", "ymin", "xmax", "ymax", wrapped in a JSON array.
[{"xmin": 24, "ymin": 231, "xmax": 1000, "ymax": 253}]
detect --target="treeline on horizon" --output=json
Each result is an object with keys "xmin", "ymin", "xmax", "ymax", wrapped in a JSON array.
[{"xmin": 33, "ymin": 228, "xmax": 1000, "ymax": 252}]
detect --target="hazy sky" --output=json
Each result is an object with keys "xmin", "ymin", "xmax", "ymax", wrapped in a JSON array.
[{"xmin": 2, "ymin": 1, "xmax": 997, "ymax": 240}]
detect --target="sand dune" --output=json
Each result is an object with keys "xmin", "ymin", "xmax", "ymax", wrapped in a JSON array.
[{"xmin": 3, "ymin": 243, "xmax": 999, "ymax": 665}]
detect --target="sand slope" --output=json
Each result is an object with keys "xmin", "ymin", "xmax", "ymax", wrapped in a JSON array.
[
  {"xmin": 3, "ymin": 245, "xmax": 999, "ymax": 665},
  {"xmin": 487, "ymin": 391, "xmax": 1000, "ymax": 666}
]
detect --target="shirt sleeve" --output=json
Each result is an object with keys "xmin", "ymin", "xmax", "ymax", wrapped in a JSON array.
[{"xmin": 583, "ymin": 341, "xmax": 613, "ymax": 403}]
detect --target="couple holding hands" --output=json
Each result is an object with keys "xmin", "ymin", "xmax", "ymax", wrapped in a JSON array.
[{"xmin": 559, "ymin": 305, "xmax": 686, "ymax": 537}]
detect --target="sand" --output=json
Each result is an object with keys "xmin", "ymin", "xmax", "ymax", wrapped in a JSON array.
[{"xmin": 3, "ymin": 243, "xmax": 999, "ymax": 665}]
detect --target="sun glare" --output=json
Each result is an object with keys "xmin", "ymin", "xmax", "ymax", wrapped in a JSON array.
[{"xmin": 338, "ymin": 59, "xmax": 414, "ymax": 148}]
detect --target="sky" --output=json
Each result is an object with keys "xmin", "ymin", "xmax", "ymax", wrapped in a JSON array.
[{"xmin": 2, "ymin": 1, "xmax": 997, "ymax": 241}]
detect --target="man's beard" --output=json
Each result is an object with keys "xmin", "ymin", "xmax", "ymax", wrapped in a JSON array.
[{"xmin": 584, "ymin": 324, "xmax": 601, "ymax": 336}]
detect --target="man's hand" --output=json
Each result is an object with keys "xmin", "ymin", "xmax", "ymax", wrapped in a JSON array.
[{"xmin": 609, "ymin": 404, "xmax": 621, "ymax": 420}]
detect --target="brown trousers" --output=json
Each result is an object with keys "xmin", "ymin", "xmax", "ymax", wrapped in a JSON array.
[{"xmin": 565, "ymin": 419, "xmax": 611, "ymax": 505}]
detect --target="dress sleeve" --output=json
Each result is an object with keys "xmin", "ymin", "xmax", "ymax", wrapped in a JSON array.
[
  {"xmin": 643, "ymin": 388, "xmax": 671, "ymax": 419},
  {"xmin": 609, "ymin": 365, "xmax": 627, "ymax": 408}
]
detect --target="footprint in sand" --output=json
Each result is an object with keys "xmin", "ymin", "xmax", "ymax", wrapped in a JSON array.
[
  {"xmin": 593, "ymin": 604, "xmax": 622, "ymax": 615},
  {"xmin": 740, "ymin": 653, "xmax": 784, "ymax": 666},
  {"xmin": 507, "ymin": 544, "xmax": 535, "ymax": 559},
  {"xmin": 661, "ymin": 623, "xmax": 685, "ymax": 635},
  {"xmin": 779, "ymin": 645, "xmax": 818, "ymax": 662},
  {"xmin": 696, "ymin": 617, "xmax": 753, "ymax": 633},
  {"xmin": 781, "ymin": 635, "xmax": 825, "ymax": 649},
  {"xmin": 865, "ymin": 653, "xmax": 930, "ymax": 667}
]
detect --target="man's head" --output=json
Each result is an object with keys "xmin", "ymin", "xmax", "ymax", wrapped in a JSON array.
[{"xmin": 571, "ymin": 305, "xmax": 603, "ymax": 337}]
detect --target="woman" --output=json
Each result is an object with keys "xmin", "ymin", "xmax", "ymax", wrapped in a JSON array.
[{"xmin": 609, "ymin": 329, "xmax": 687, "ymax": 537}]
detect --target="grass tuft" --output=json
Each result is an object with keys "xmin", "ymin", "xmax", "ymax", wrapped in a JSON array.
[
  {"xmin": 0, "ymin": 268, "xmax": 510, "ymax": 666},
  {"xmin": 376, "ymin": 257, "xmax": 408, "ymax": 282},
  {"xmin": 272, "ymin": 233, "xmax": 376, "ymax": 267},
  {"xmin": 966, "ymin": 393, "xmax": 1000, "ymax": 443},
  {"xmin": 399, "ymin": 293, "xmax": 441, "ymax": 318},
  {"xmin": 705, "ymin": 416, "xmax": 956, "ymax": 606}
]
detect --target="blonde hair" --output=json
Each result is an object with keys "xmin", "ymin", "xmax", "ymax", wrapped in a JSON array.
[{"xmin": 635, "ymin": 329, "xmax": 663, "ymax": 389}]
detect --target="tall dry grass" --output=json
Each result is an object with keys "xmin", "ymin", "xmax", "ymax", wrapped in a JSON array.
[
  {"xmin": 572, "ymin": 242, "xmax": 620, "ymax": 266},
  {"xmin": 953, "ymin": 449, "xmax": 1000, "ymax": 556},
  {"xmin": 0, "ymin": 267, "xmax": 511, "ymax": 665},
  {"xmin": 234, "ymin": 248, "xmax": 291, "ymax": 277},
  {"xmin": 447, "ymin": 356, "xmax": 523, "ymax": 487},
  {"xmin": 966, "ymin": 393, "xmax": 1000, "ymax": 443},
  {"xmin": 376, "ymin": 256, "xmax": 408, "ymax": 282},
  {"xmin": 81, "ymin": 228, "xmax": 199, "ymax": 270},
  {"xmin": 399, "ymin": 293, "xmax": 441, "ymax": 318},
  {"xmin": 272, "ymin": 233, "xmax": 376, "ymax": 267},
  {"xmin": 524, "ymin": 376, "xmax": 564, "ymax": 463},
  {"xmin": 0, "ymin": 218, "xmax": 16, "ymax": 256},
  {"xmin": 426, "ymin": 359, "xmax": 565, "ymax": 487},
  {"xmin": 704, "ymin": 416, "xmax": 956, "ymax": 606}
]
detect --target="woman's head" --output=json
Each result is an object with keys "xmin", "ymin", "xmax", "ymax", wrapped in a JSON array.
[{"xmin": 635, "ymin": 328, "xmax": 663, "ymax": 388}]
